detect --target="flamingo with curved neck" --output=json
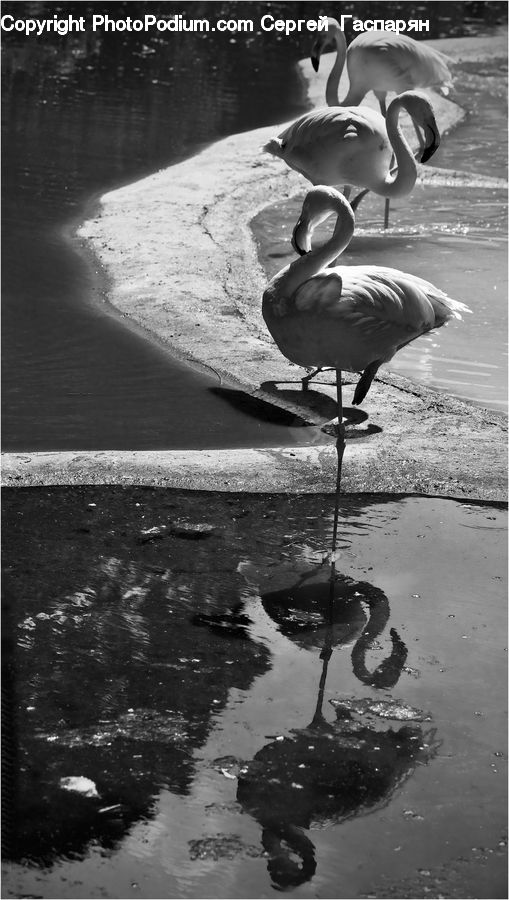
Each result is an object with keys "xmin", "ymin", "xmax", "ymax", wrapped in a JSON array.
[
  {"xmin": 263, "ymin": 186, "xmax": 470, "ymax": 559},
  {"xmin": 308, "ymin": 17, "xmax": 451, "ymax": 224},
  {"xmin": 311, "ymin": 16, "xmax": 452, "ymax": 113},
  {"xmin": 350, "ymin": 594, "xmax": 408, "ymax": 689},
  {"xmin": 264, "ymin": 90, "xmax": 440, "ymax": 209}
]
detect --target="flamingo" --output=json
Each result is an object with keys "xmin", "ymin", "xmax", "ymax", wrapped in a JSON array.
[
  {"xmin": 262, "ymin": 186, "xmax": 470, "ymax": 561},
  {"xmin": 264, "ymin": 90, "xmax": 440, "ymax": 227},
  {"xmin": 311, "ymin": 17, "xmax": 452, "ymax": 114},
  {"xmin": 310, "ymin": 17, "xmax": 452, "ymax": 224}
]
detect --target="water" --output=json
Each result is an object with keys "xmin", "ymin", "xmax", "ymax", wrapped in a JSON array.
[
  {"xmin": 1, "ymin": 1, "xmax": 315, "ymax": 451},
  {"xmin": 2, "ymin": 4, "xmax": 507, "ymax": 452},
  {"xmin": 2, "ymin": 486, "xmax": 507, "ymax": 897},
  {"xmin": 254, "ymin": 55, "xmax": 508, "ymax": 413}
]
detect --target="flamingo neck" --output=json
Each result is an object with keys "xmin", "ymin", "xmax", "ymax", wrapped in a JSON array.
[
  {"xmin": 379, "ymin": 97, "xmax": 418, "ymax": 197},
  {"xmin": 351, "ymin": 593, "xmax": 408, "ymax": 689},
  {"xmin": 277, "ymin": 199, "xmax": 354, "ymax": 297},
  {"xmin": 325, "ymin": 26, "xmax": 347, "ymax": 106},
  {"xmin": 350, "ymin": 595, "xmax": 390, "ymax": 682}
]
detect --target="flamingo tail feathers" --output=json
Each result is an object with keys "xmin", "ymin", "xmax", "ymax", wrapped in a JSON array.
[{"xmin": 353, "ymin": 360, "xmax": 381, "ymax": 405}]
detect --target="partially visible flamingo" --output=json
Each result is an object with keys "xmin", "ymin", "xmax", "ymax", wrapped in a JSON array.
[
  {"xmin": 311, "ymin": 17, "xmax": 452, "ymax": 113},
  {"xmin": 264, "ymin": 90, "xmax": 440, "ymax": 227},
  {"xmin": 310, "ymin": 17, "xmax": 452, "ymax": 223},
  {"xmin": 262, "ymin": 186, "xmax": 469, "ymax": 561}
]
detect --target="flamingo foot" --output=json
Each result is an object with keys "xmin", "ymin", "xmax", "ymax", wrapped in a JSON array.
[{"xmin": 301, "ymin": 366, "xmax": 326, "ymax": 390}]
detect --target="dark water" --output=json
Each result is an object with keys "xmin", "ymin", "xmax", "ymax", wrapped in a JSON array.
[
  {"xmin": 1, "ymin": 1, "xmax": 317, "ymax": 451},
  {"xmin": 2, "ymin": 1, "xmax": 507, "ymax": 450},
  {"xmin": 2, "ymin": 486, "xmax": 507, "ymax": 897}
]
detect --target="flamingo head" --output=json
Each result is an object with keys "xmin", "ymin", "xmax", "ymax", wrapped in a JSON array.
[
  {"xmin": 398, "ymin": 90, "xmax": 441, "ymax": 163},
  {"xmin": 310, "ymin": 17, "xmax": 342, "ymax": 72},
  {"xmin": 291, "ymin": 186, "xmax": 354, "ymax": 256}
]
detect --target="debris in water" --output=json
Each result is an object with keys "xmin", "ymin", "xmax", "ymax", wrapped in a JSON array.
[
  {"xmin": 59, "ymin": 776, "xmax": 99, "ymax": 798},
  {"xmin": 188, "ymin": 834, "xmax": 262, "ymax": 861},
  {"xmin": 170, "ymin": 521, "xmax": 216, "ymax": 539},
  {"xmin": 137, "ymin": 525, "xmax": 167, "ymax": 543},
  {"xmin": 330, "ymin": 697, "xmax": 428, "ymax": 722}
]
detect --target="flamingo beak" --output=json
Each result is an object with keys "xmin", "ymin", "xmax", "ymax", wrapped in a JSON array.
[
  {"xmin": 311, "ymin": 54, "xmax": 320, "ymax": 73},
  {"xmin": 420, "ymin": 123, "xmax": 440, "ymax": 164}
]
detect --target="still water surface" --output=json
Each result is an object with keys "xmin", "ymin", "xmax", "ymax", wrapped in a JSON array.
[
  {"xmin": 2, "ymin": 2, "xmax": 315, "ymax": 451},
  {"xmin": 2, "ymin": 4, "xmax": 507, "ymax": 451},
  {"xmin": 3, "ymin": 486, "xmax": 507, "ymax": 898}
]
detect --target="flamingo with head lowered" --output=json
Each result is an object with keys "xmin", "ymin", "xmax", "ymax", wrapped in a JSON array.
[
  {"xmin": 262, "ymin": 186, "xmax": 470, "ymax": 557},
  {"xmin": 309, "ymin": 17, "xmax": 452, "ymax": 224},
  {"xmin": 311, "ymin": 17, "xmax": 452, "ymax": 114},
  {"xmin": 264, "ymin": 90, "xmax": 440, "ymax": 227}
]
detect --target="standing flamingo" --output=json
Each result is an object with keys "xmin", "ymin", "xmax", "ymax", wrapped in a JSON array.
[
  {"xmin": 264, "ymin": 90, "xmax": 440, "ymax": 226},
  {"xmin": 262, "ymin": 186, "xmax": 469, "ymax": 561},
  {"xmin": 310, "ymin": 17, "xmax": 452, "ymax": 224},
  {"xmin": 311, "ymin": 17, "xmax": 452, "ymax": 113}
]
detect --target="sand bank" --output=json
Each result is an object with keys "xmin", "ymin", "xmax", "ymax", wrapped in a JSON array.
[{"xmin": 3, "ymin": 35, "xmax": 506, "ymax": 498}]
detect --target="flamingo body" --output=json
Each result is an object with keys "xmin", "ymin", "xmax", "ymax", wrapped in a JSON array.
[
  {"xmin": 345, "ymin": 30, "xmax": 452, "ymax": 100},
  {"xmin": 265, "ymin": 106, "xmax": 392, "ymax": 192},
  {"xmin": 264, "ymin": 91, "xmax": 440, "ymax": 200},
  {"xmin": 264, "ymin": 264, "xmax": 459, "ymax": 374},
  {"xmin": 262, "ymin": 186, "xmax": 469, "ymax": 404}
]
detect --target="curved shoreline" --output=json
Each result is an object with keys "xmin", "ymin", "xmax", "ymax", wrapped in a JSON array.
[{"xmin": 3, "ymin": 35, "xmax": 506, "ymax": 499}]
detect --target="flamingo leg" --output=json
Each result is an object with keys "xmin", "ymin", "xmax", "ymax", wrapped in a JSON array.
[
  {"xmin": 373, "ymin": 94, "xmax": 394, "ymax": 229},
  {"xmin": 330, "ymin": 369, "xmax": 345, "ymax": 581},
  {"xmin": 301, "ymin": 366, "xmax": 323, "ymax": 390},
  {"xmin": 342, "ymin": 185, "xmax": 352, "ymax": 201},
  {"xmin": 383, "ymin": 151, "xmax": 396, "ymax": 230}
]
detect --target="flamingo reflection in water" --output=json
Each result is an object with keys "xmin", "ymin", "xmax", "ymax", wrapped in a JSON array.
[
  {"xmin": 236, "ymin": 572, "xmax": 437, "ymax": 891},
  {"xmin": 193, "ymin": 558, "xmax": 436, "ymax": 889},
  {"xmin": 262, "ymin": 568, "xmax": 407, "ymax": 689}
]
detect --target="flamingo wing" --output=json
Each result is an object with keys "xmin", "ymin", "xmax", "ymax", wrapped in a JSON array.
[
  {"xmin": 339, "ymin": 266, "xmax": 469, "ymax": 329},
  {"xmin": 294, "ymin": 266, "xmax": 436, "ymax": 330},
  {"xmin": 349, "ymin": 32, "xmax": 453, "ymax": 94},
  {"xmin": 289, "ymin": 265, "xmax": 468, "ymax": 370}
]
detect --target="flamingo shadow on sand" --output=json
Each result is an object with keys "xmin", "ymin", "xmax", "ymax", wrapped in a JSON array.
[
  {"xmin": 258, "ymin": 379, "xmax": 383, "ymax": 439},
  {"xmin": 207, "ymin": 385, "xmax": 308, "ymax": 428}
]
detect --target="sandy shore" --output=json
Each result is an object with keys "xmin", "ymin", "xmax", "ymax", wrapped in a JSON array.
[{"xmin": 3, "ymin": 35, "xmax": 506, "ymax": 499}]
